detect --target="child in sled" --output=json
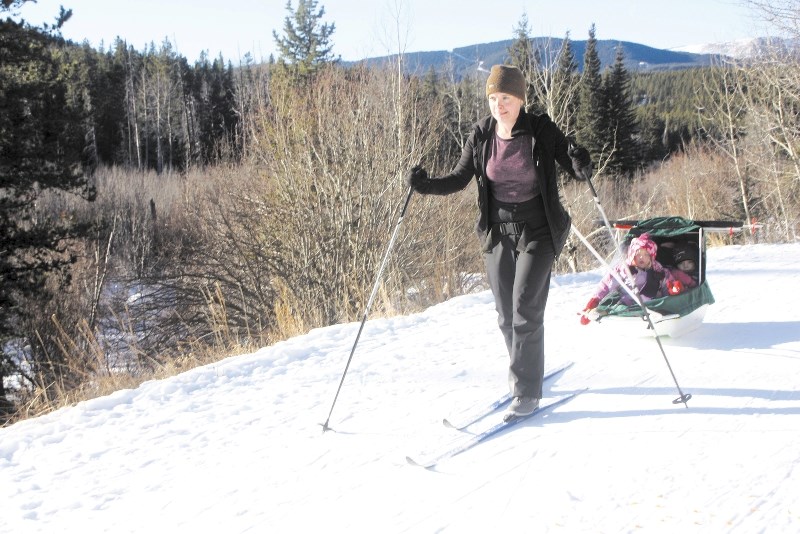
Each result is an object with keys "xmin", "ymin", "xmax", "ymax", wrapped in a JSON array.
[
  {"xmin": 666, "ymin": 243, "xmax": 699, "ymax": 293},
  {"xmin": 579, "ymin": 233, "xmax": 676, "ymax": 324}
]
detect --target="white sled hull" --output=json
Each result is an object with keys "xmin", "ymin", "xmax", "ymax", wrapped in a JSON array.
[{"xmin": 595, "ymin": 303, "xmax": 709, "ymax": 338}]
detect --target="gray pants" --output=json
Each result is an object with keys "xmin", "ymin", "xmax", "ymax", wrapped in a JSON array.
[{"xmin": 483, "ymin": 228, "xmax": 555, "ymax": 398}]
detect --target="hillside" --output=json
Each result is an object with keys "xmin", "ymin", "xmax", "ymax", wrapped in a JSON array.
[{"xmin": 355, "ymin": 37, "xmax": 724, "ymax": 77}]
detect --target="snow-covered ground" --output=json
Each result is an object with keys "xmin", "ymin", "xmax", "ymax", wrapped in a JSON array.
[{"xmin": 2, "ymin": 243, "xmax": 799, "ymax": 533}]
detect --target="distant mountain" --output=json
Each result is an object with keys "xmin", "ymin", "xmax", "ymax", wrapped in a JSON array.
[
  {"xmin": 671, "ymin": 36, "xmax": 798, "ymax": 59},
  {"xmin": 353, "ymin": 37, "xmax": 726, "ymax": 78}
]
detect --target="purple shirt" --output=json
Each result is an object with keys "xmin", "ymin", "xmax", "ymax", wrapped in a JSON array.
[{"xmin": 486, "ymin": 133, "xmax": 539, "ymax": 203}]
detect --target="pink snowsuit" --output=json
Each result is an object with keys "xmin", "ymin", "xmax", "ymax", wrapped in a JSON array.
[
  {"xmin": 591, "ymin": 233, "xmax": 675, "ymax": 305},
  {"xmin": 668, "ymin": 268, "xmax": 697, "ymax": 290},
  {"xmin": 592, "ymin": 261, "xmax": 674, "ymax": 305}
]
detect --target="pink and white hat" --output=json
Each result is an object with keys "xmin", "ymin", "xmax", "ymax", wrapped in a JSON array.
[{"xmin": 626, "ymin": 233, "xmax": 658, "ymax": 266}]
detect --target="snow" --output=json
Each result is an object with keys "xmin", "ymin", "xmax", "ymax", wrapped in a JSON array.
[
  {"xmin": 671, "ymin": 37, "xmax": 799, "ymax": 59},
  {"xmin": 2, "ymin": 243, "xmax": 800, "ymax": 533},
  {"xmin": 671, "ymin": 38, "xmax": 759, "ymax": 57}
]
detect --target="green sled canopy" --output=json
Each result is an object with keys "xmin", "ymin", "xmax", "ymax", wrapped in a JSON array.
[
  {"xmin": 597, "ymin": 282, "xmax": 714, "ymax": 318},
  {"xmin": 594, "ymin": 216, "xmax": 741, "ymax": 320}
]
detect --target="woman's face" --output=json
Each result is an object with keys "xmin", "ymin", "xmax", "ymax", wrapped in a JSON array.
[
  {"xmin": 633, "ymin": 249, "xmax": 653, "ymax": 270},
  {"xmin": 488, "ymin": 92, "xmax": 523, "ymax": 125}
]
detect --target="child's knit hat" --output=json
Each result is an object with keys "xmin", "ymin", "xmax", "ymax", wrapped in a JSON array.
[
  {"xmin": 626, "ymin": 233, "xmax": 658, "ymax": 266},
  {"xmin": 673, "ymin": 243, "xmax": 698, "ymax": 265}
]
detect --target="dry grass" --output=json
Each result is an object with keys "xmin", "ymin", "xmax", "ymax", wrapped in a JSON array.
[{"xmin": 5, "ymin": 299, "xmax": 260, "ymax": 426}]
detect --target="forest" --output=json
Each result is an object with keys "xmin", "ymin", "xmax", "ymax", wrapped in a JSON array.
[{"xmin": 1, "ymin": 0, "xmax": 798, "ymax": 423}]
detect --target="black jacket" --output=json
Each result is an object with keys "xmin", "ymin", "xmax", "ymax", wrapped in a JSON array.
[{"xmin": 413, "ymin": 111, "xmax": 576, "ymax": 258}]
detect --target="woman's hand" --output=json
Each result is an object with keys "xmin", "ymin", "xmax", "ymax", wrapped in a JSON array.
[
  {"xmin": 567, "ymin": 145, "xmax": 592, "ymax": 180},
  {"xmin": 405, "ymin": 165, "xmax": 429, "ymax": 190}
]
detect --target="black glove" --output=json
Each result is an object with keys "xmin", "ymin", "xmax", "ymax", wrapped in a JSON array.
[
  {"xmin": 405, "ymin": 165, "xmax": 429, "ymax": 190},
  {"xmin": 567, "ymin": 145, "xmax": 591, "ymax": 180}
]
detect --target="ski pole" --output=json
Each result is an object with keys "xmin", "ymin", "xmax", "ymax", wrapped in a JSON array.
[
  {"xmin": 571, "ymin": 144, "xmax": 617, "ymax": 247},
  {"xmin": 321, "ymin": 186, "xmax": 415, "ymax": 432},
  {"xmin": 571, "ymin": 224, "xmax": 691, "ymax": 407},
  {"xmin": 575, "ymin": 162, "xmax": 690, "ymax": 406}
]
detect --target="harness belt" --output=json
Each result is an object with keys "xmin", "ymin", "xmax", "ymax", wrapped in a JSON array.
[{"xmin": 494, "ymin": 222, "xmax": 526, "ymax": 236}]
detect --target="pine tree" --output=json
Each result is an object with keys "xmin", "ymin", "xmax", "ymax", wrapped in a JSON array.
[
  {"xmin": 0, "ymin": 11, "xmax": 96, "ymax": 415},
  {"xmin": 422, "ymin": 66, "xmax": 440, "ymax": 101},
  {"xmin": 637, "ymin": 106, "xmax": 669, "ymax": 162},
  {"xmin": 507, "ymin": 13, "xmax": 537, "ymax": 110},
  {"xmin": 272, "ymin": 0, "xmax": 338, "ymax": 79},
  {"xmin": 90, "ymin": 42, "xmax": 127, "ymax": 165},
  {"xmin": 193, "ymin": 54, "xmax": 239, "ymax": 164},
  {"xmin": 603, "ymin": 45, "xmax": 639, "ymax": 175},
  {"xmin": 576, "ymin": 25, "xmax": 606, "ymax": 163},
  {"xmin": 553, "ymin": 33, "xmax": 579, "ymax": 135},
  {"xmin": 630, "ymin": 69, "xmax": 704, "ymax": 155}
]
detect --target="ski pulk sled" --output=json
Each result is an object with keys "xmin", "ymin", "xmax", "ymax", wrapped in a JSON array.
[{"xmin": 584, "ymin": 216, "xmax": 744, "ymax": 338}]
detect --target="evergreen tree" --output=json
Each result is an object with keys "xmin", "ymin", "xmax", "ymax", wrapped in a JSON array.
[
  {"xmin": 630, "ymin": 69, "xmax": 704, "ymax": 154},
  {"xmin": 637, "ymin": 106, "xmax": 670, "ymax": 162},
  {"xmin": 576, "ymin": 25, "xmax": 606, "ymax": 163},
  {"xmin": 422, "ymin": 66, "xmax": 440, "ymax": 101},
  {"xmin": 193, "ymin": 54, "xmax": 239, "ymax": 164},
  {"xmin": 272, "ymin": 0, "xmax": 338, "ymax": 79},
  {"xmin": 507, "ymin": 13, "xmax": 538, "ymax": 111},
  {"xmin": 603, "ymin": 45, "xmax": 639, "ymax": 175},
  {"xmin": 90, "ymin": 42, "xmax": 128, "ymax": 164},
  {"xmin": 0, "ymin": 11, "xmax": 96, "ymax": 414},
  {"xmin": 553, "ymin": 33, "xmax": 579, "ymax": 135}
]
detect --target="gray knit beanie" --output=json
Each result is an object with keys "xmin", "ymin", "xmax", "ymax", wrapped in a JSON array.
[{"xmin": 485, "ymin": 64, "xmax": 526, "ymax": 101}]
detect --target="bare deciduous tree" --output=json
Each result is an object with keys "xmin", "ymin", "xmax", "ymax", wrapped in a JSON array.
[
  {"xmin": 239, "ymin": 63, "xmax": 480, "ymax": 329},
  {"xmin": 697, "ymin": 64, "xmax": 755, "ymax": 231}
]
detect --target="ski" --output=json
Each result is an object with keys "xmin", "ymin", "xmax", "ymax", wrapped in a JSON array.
[
  {"xmin": 442, "ymin": 361, "xmax": 574, "ymax": 431},
  {"xmin": 407, "ymin": 389, "xmax": 585, "ymax": 470}
]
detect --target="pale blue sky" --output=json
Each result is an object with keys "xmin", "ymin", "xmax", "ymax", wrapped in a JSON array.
[{"xmin": 13, "ymin": 0, "xmax": 764, "ymax": 63}]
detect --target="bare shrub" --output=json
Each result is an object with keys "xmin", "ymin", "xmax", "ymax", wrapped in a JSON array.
[
  {"xmin": 640, "ymin": 145, "xmax": 748, "ymax": 221},
  {"xmin": 736, "ymin": 47, "xmax": 800, "ymax": 241},
  {"xmin": 240, "ymin": 63, "xmax": 484, "ymax": 330},
  {"xmin": 694, "ymin": 15, "xmax": 800, "ymax": 243}
]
